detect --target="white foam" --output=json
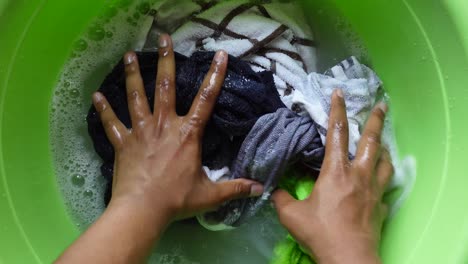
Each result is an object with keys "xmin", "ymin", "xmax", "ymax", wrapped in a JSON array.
[{"xmin": 50, "ymin": 0, "xmax": 156, "ymax": 229}]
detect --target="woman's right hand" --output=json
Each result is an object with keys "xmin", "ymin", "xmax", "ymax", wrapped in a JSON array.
[{"xmin": 272, "ymin": 89, "xmax": 393, "ymax": 264}]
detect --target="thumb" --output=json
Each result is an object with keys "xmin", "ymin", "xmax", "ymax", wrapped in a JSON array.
[
  {"xmin": 214, "ymin": 179, "xmax": 264, "ymax": 203},
  {"xmin": 271, "ymin": 189, "xmax": 296, "ymax": 211}
]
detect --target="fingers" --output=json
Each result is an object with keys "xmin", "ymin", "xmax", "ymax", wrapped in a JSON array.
[
  {"xmin": 154, "ymin": 34, "xmax": 176, "ymax": 120},
  {"xmin": 124, "ymin": 52, "xmax": 151, "ymax": 127},
  {"xmin": 354, "ymin": 102, "xmax": 388, "ymax": 170},
  {"xmin": 324, "ymin": 89, "xmax": 349, "ymax": 166},
  {"xmin": 92, "ymin": 92, "xmax": 128, "ymax": 149},
  {"xmin": 375, "ymin": 148, "xmax": 394, "ymax": 190},
  {"xmin": 214, "ymin": 179, "xmax": 264, "ymax": 202},
  {"xmin": 186, "ymin": 50, "xmax": 227, "ymax": 138},
  {"xmin": 271, "ymin": 189, "xmax": 296, "ymax": 211}
]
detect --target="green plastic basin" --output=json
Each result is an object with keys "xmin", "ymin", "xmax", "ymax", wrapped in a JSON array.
[{"xmin": 1, "ymin": 0, "xmax": 468, "ymax": 263}]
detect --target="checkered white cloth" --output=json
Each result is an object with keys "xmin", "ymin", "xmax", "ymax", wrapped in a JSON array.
[{"xmin": 135, "ymin": 0, "xmax": 317, "ymax": 109}]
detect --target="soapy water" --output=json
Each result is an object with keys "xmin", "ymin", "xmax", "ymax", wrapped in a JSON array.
[{"xmin": 50, "ymin": 0, "xmax": 415, "ymax": 262}]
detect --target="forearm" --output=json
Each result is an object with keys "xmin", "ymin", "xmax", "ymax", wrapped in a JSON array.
[
  {"xmin": 316, "ymin": 248, "xmax": 381, "ymax": 264},
  {"xmin": 56, "ymin": 197, "xmax": 172, "ymax": 264}
]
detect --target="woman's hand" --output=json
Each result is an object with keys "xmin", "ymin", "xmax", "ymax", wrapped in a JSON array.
[
  {"xmin": 272, "ymin": 90, "xmax": 393, "ymax": 264},
  {"xmin": 56, "ymin": 34, "xmax": 263, "ymax": 264},
  {"xmin": 95, "ymin": 34, "xmax": 264, "ymax": 220}
]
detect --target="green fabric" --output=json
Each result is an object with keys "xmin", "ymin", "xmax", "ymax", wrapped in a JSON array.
[
  {"xmin": 271, "ymin": 169, "xmax": 316, "ymax": 264},
  {"xmin": 271, "ymin": 236, "xmax": 314, "ymax": 264}
]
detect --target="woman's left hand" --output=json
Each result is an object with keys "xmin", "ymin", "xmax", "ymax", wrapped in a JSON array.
[{"xmin": 95, "ymin": 34, "xmax": 264, "ymax": 220}]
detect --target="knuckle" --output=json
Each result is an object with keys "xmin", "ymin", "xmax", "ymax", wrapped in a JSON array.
[
  {"xmin": 234, "ymin": 182, "xmax": 250, "ymax": 196},
  {"xmin": 327, "ymin": 159, "xmax": 347, "ymax": 172},
  {"xmin": 212, "ymin": 64, "xmax": 222, "ymax": 74},
  {"xmin": 158, "ymin": 46, "xmax": 173, "ymax": 57},
  {"xmin": 127, "ymin": 89, "xmax": 140, "ymax": 101},
  {"xmin": 199, "ymin": 87, "xmax": 215, "ymax": 102},
  {"xmin": 124, "ymin": 64, "xmax": 138, "ymax": 74},
  {"xmin": 333, "ymin": 120, "xmax": 348, "ymax": 133},
  {"xmin": 188, "ymin": 116, "xmax": 204, "ymax": 129},
  {"xmin": 365, "ymin": 131, "xmax": 382, "ymax": 145},
  {"xmin": 156, "ymin": 76, "xmax": 173, "ymax": 90},
  {"xmin": 104, "ymin": 120, "xmax": 116, "ymax": 128},
  {"xmin": 210, "ymin": 59, "xmax": 225, "ymax": 74}
]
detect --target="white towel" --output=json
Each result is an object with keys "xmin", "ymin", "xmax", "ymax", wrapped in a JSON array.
[
  {"xmin": 292, "ymin": 56, "xmax": 381, "ymax": 156},
  {"xmin": 135, "ymin": 0, "xmax": 317, "ymax": 109}
]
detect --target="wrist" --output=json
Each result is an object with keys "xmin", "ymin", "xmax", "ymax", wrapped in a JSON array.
[
  {"xmin": 80, "ymin": 194, "xmax": 174, "ymax": 262},
  {"xmin": 314, "ymin": 242, "xmax": 381, "ymax": 264},
  {"xmin": 302, "ymin": 233, "xmax": 380, "ymax": 264},
  {"xmin": 108, "ymin": 192, "xmax": 175, "ymax": 228},
  {"xmin": 109, "ymin": 172, "xmax": 180, "ymax": 223}
]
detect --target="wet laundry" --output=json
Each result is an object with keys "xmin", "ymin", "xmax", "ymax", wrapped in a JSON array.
[
  {"xmin": 198, "ymin": 108, "xmax": 324, "ymax": 230},
  {"xmin": 197, "ymin": 57, "xmax": 380, "ymax": 229},
  {"xmin": 87, "ymin": 51, "xmax": 285, "ymax": 204},
  {"xmin": 135, "ymin": 0, "xmax": 317, "ymax": 109},
  {"xmin": 195, "ymin": 57, "xmax": 410, "ymax": 230},
  {"xmin": 292, "ymin": 56, "xmax": 382, "ymax": 156}
]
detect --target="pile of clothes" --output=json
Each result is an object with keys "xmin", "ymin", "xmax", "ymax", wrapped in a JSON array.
[{"xmin": 87, "ymin": 0, "xmax": 414, "ymax": 263}]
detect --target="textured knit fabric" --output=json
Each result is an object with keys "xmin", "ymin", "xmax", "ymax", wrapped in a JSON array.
[
  {"xmin": 198, "ymin": 108, "xmax": 324, "ymax": 229},
  {"xmin": 135, "ymin": 0, "xmax": 317, "ymax": 109},
  {"xmin": 86, "ymin": 51, "xmax": 285, "ymax": 205},
  {"xmin": 292, "ymin": 56, "xmax": 382, "ymax": 156}
]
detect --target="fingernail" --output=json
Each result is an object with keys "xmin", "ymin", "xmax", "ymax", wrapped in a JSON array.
[
  {"xmin": 159, "ymin": 34, "xmax": 169, "ymax": 48},
  {"xmin": 336, "ymin": 88, "xmax": 344, "ymax": 98},
  {"xmin": 92, "ymin": 92, "xmax": 103, "ymax": 102},
  {"xmin": 214, "ymin": 50, "xmax": 226, "ymax": 64},
  {"xmin": 250, "ymin": 184, "xmax": 264, "ymax": 197},
  {"xmin": 124, "ymin": 53, "xmax": 136, "ymax": 65},
  {"xmin": 92, "ymin": 93, "xmax": 106, "ymax": 111},
  {"xmin": 377, "ymin": 101, "xmax": 388, "ymax": 113}
]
